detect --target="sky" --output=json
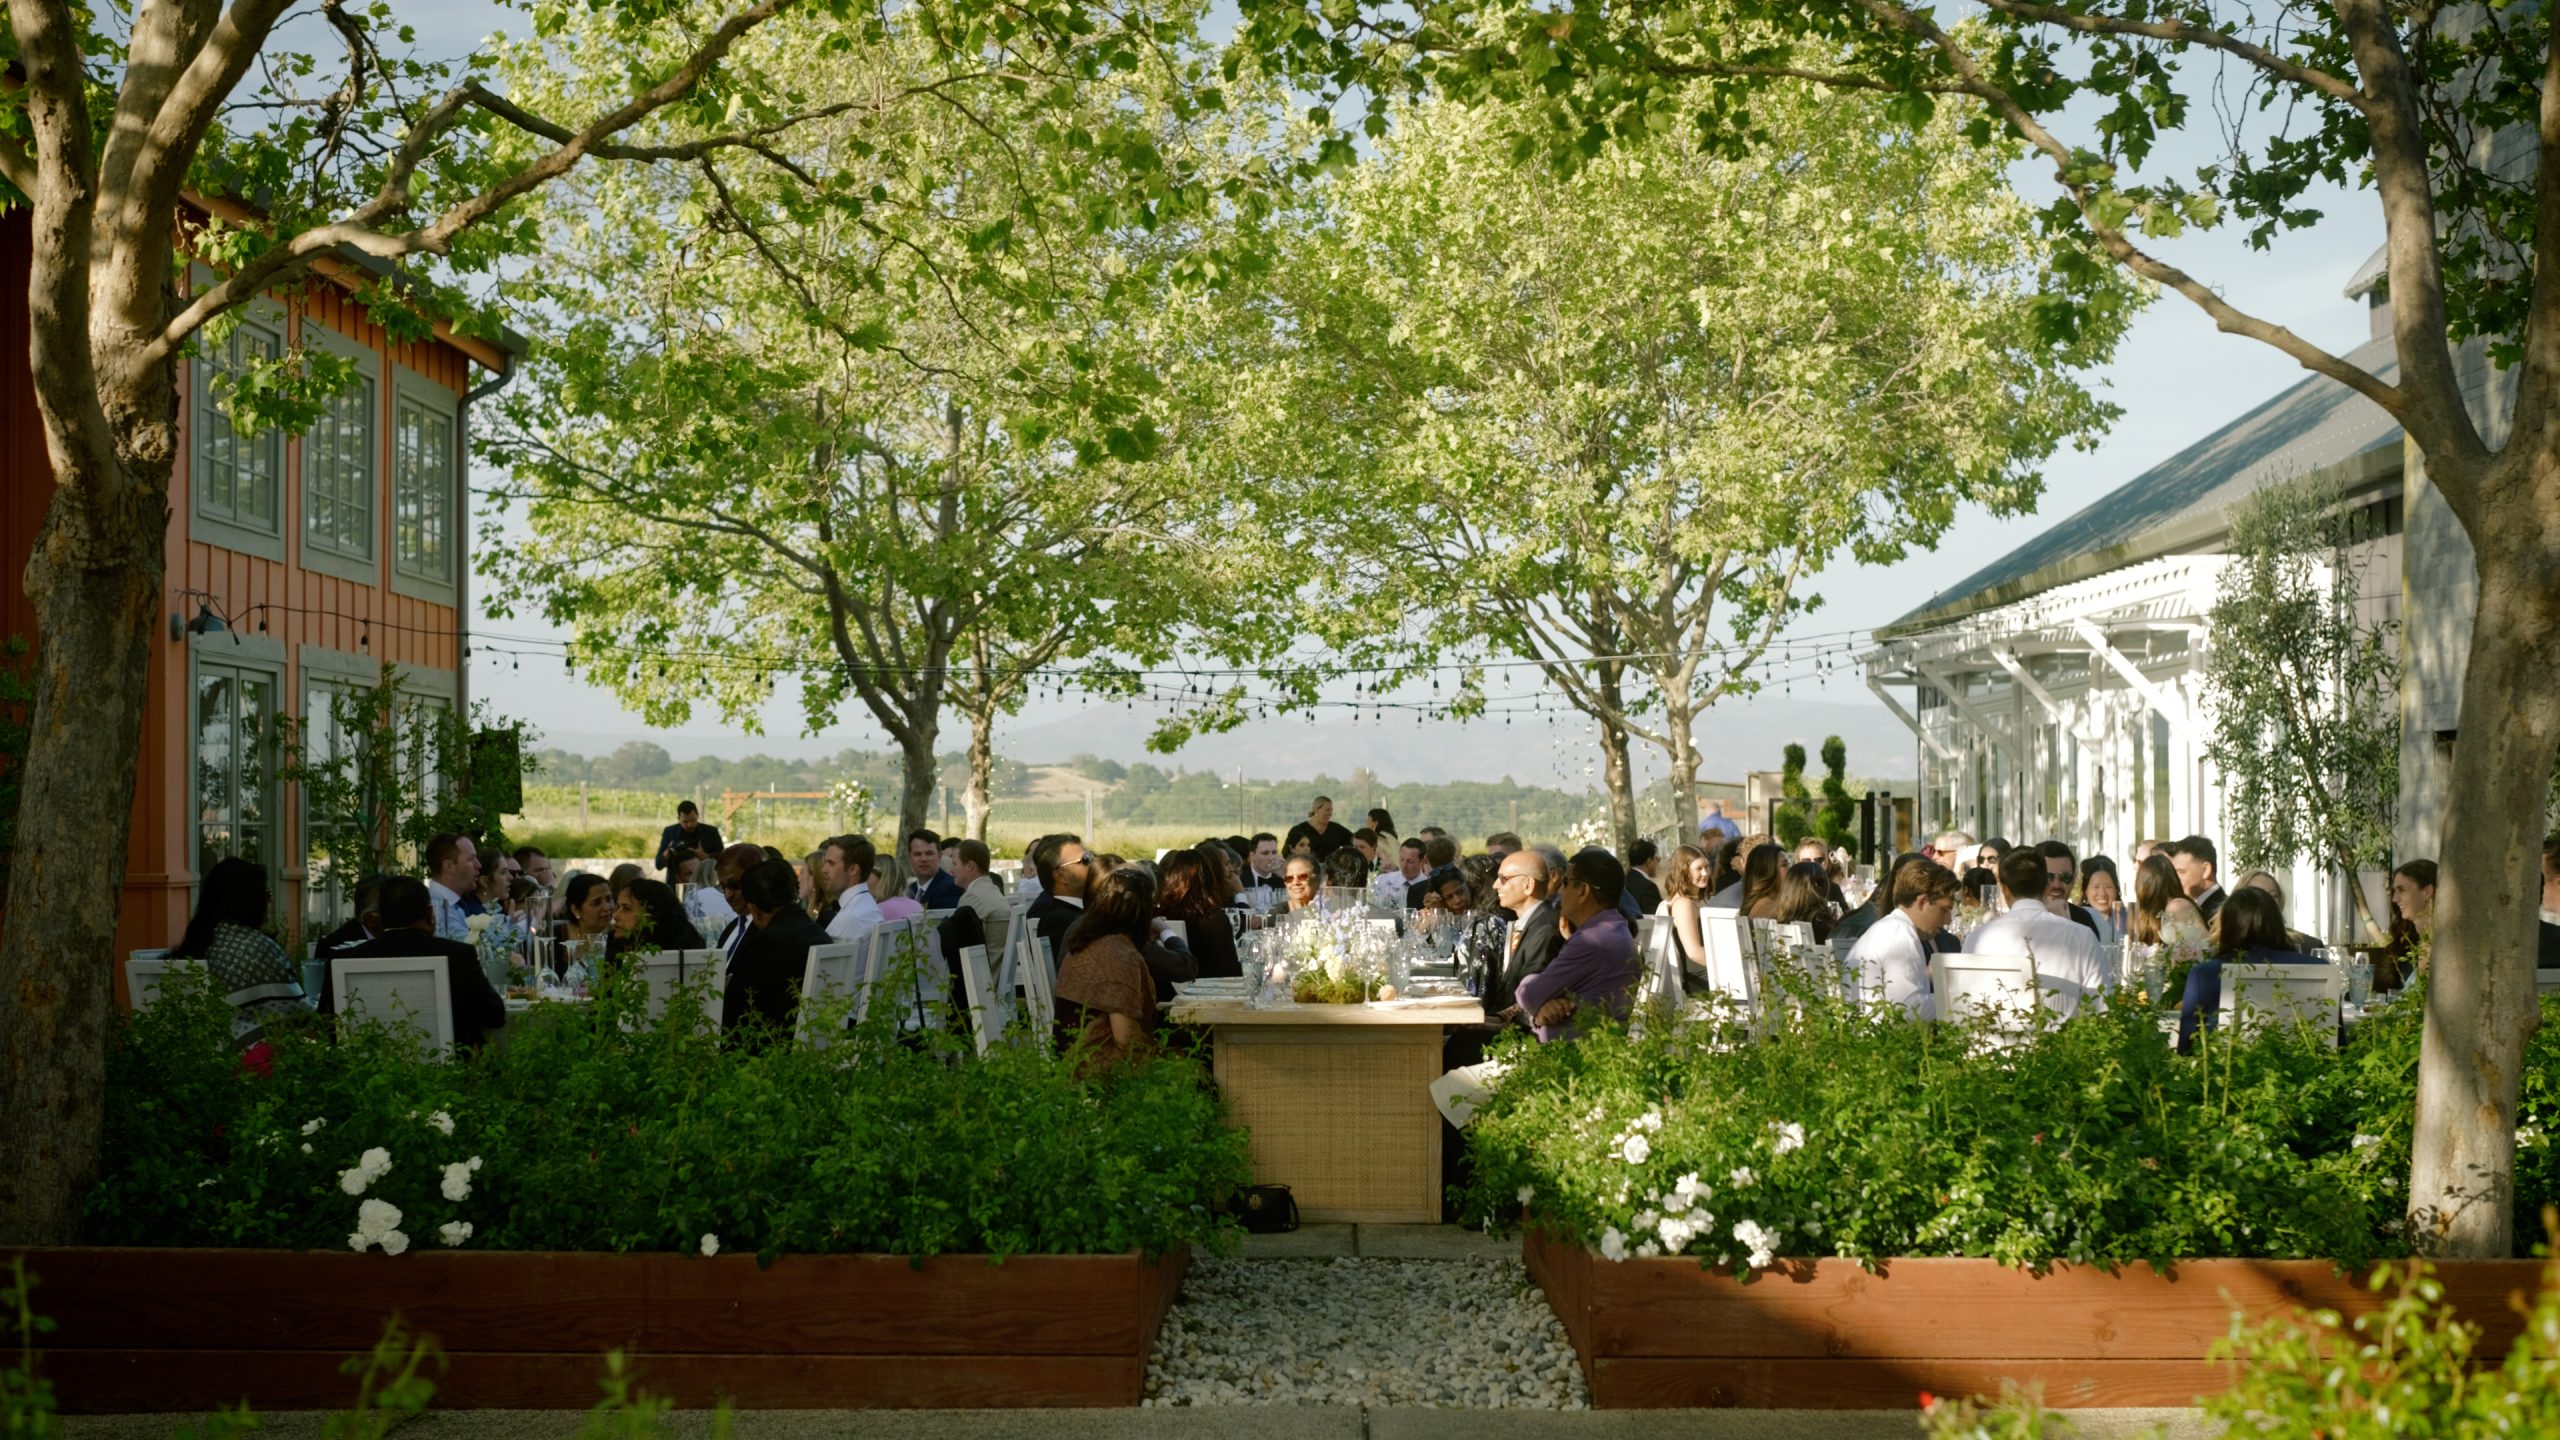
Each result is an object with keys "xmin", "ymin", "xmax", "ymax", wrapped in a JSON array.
[{"xmin": 417, "ymin": 2, "xmax": 2389, "ymax": 789}]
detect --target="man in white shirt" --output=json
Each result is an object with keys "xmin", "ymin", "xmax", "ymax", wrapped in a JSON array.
[
  {"xmin": 815, "ymin": 833, "xmax": 883, "ymax": 949},
  {"xmin": 1964, "ymin": 849, "xmax": 2110, "ymax": 1020},
  {"xmin": 423, "ymin": 833, "xmax": 477, "ymax": 945},
  {"xmin": 952, "ymin": 838, "xmax": 1013, "ymax": 965},
  {"xmin": 1848, "ymin": 857, "xmax": 1957, "ymax": 1019},
  {"xmin": 1373, "ymin": 837, "xmax": 1428, "ymax": 908}
]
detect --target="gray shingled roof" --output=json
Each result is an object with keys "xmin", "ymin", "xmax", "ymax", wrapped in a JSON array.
[{"xmin": 1885, "ymin": 333, "xmax": 2403, "ymax": 634}]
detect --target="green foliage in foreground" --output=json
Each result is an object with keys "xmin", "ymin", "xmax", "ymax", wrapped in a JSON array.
[
  {"xmin": 87, "ymin": 972, "xmax": 1247, "ymax": 1261},
  {"xmin": 1460, "ymin": 979, "xmax": 2560, "ymax": 1271}
]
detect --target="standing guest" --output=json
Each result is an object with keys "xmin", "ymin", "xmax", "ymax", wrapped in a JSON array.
[
  {"xmin": 1965, "ymin": 849, "xmax": 2109, "ymax": 1019},
  {"xmin": 2130, "ymin": 852, "xmax": 2209, "ymax": 957},
  {"xmin": 1055, "ymin": 866, "xmax": 1163, "ymax": 1071},
  {"xmin": 1848, "ymin": 858, "xmax": 1957, "ymax": 1018},
  {"xmin": 316, "ymin": 874, "xmax": 388, "ymax": 960},
  {"xmin": 2169, "ymin": 836, "xmax": 2227, "ymax": 922},
  {"xmin": 1156, "ymin": 848, "xmax": 1241, "ymax": 979},
  {"xmin": 610, "ymin": 877, "xmax": 705, "ymax": 962},
  {"xmin": 1656, "ymin": 843, "xmax": 1712, "ymax": 978},
  {"xmin": 1698, "ymin": 801, "xmax": 1742, "ymax": 844},
  {"xmin": 319, "ymin": 876, "xmax": 507, "ymax": 1050},
  {"xmin": 422, "ymin": 833, "xmax": 478, "ymax": 943},
  {"xmin": 1027, "ymin": 834, "xmax": 1095, "ymax": 948},
  {"xmin": 1280, "ymin": 854, "xmax": 1323, "ymax": 913},
  {"xmin": 1514, "ymin": 849, "xmax": 1639, "ymax": 1042},
  {"xmin": 1623, "ymin": 839, "xmax": 1664, "ymax": 915},
  {"xmin": 2177, "ymin": 887, "xmax": 2322, "ymax": 1051},
  {"xmin": 2541, "ymin": 835, "xmax": 2560, "ymax": 967},
  {"xmin": 1484, "ymin": 831, "xmax": 1524, "ymax": 859},
  {"xmin": 1284, "ymin": 796, "xmax": 1357, "ymax": 862},
  {"xmin": 2036, "ymin": 841, "xmax": 2103, "ymax": 938},
  {"xmin": 2386, "ymin": 858, "xmax": 2439, "ymax": 984},
  {"xmin": 1973, "ymin": 837, "xmax": 2010, "ymax": 875},
  {"xmin": 815, "ymin": 834, "xmax": 884, "ymax": 948},
  {"xmin": 2238, "ymin": 871, "xmax": 2321, "ymax": 954},
  {"xmin": 1374, "ymin": 837, "xmax": 1429, "ymax": 908},
  {"xmin": 1736, "ymin": 843, "xmax": 1788, "ymax": 919},
  {"xmin": 904, "ymin": 829, "xmax": 963, "ymax": 909},
  {"xmin": 721, "ymin": 858, "xmax": 828, "ymax": 1047},
  {"xmin": 169, "ymin": 857, "xmax": 306, "ymax": 1045},
  {"xmin": 655, "ymin": 800, "xmax": 724, "ymax": 883},
  {"xmin": 513, "ymin": 845, "xmax": 556, "ymax": 890},
  {"xmin": 1485, "ymin": 849, "xmax": 1564, "ymax": 1015},
  {"xmin": 1367, "ymin": 808, "xmax": 1398, "ymax": 843},
  {"xmin": 952, "ymin": 839, "xmax": 1015, "ymax": 967},
  {"xmin": 2078, "ymin": 857, "xmax": 2128, "ymax": 944}
]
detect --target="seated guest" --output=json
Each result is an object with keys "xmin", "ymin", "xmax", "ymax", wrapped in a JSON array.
[
  {"xmin": 513, "ymin": 845, "xmax": 556, "ymax": 891},
  {"xmin": 553, "ymin": 871, "xmax": 614, "ymax": 944},
  {"xmin": 1657, "ymin": 844, "xmax": 1711, "ymax": 977},
  {"xmin": 2238, "ymin": 870, "xmax": 2321, "ymax": 954},
  {"xmin": 1235, "ymin": 832, "xmax": 1285, "ymax": 912},
  {"xmin": 1321, "ymin": 845, "xmax": 1370, "ymax": 895},
  {"xmin": 1965, "ymin": 848, "xmax": 2108, "ymax": 1020},
  {"xmin": 169, "ymin": 857, "xmax": 307, "ymax": 1045},
  {"xmin": 1703, "ymin": 836, "xmax": 1750, "ymax": 908},
  {"xmin": 1772, "ymin": 861, "xmax": 1841, "ymax": 944},
  {"xmin": 2037, "ymin": 841, "xmax": 2103, "ymax": 938},
  {"xmin": 1485, "ymin": 849, "xmax": 1563, "ymax": 1016},
  {"xmin": 2541, "ymin": 835, "xmax": 2560, "ymax": 968},
  {"xmin": 1409, "ymin": 864, "xmax": 1472, "ymax": 953},
  {"xmin": 2130, "ymin": 853, "xmax": 2209, "ymax": 953},
  {"xmin": 2078, "ymin": 857, "xmax": 2128, "ymax": 945},
  {"xmin": 867, "ymin": 843, "xmax": 915, "ymax": 914},
  {"xmin": 2385, "ymin": 858, "xmax": 2437, "ymax": 985},
  {"xmin": 1374, "ymin": 836, "xmax": 1429, "ymax": 908},
  {"xmin": 815, "ymin": 834, "xmax": 884, "ymax": 946},
  {"xmin": 1156, "ymin": 847, "xmax": 1242, "ymax": 980},
  {"xmin": 1027, "ymin": 834, "xmax": 1094, "ymax": 947},
  {"xmin": 1514, "ymin": 849, "xmax": 1639, "ymax": 1041},
  {"xmin": 315, "ymin": 874, "xmax": 388, "ymax": 960},
  {"xmin": 1485, "ymin": 831, "xmax": 1524, "ymax": 859},
  {"xmin": 1623, "ymin": 839, "xmax": 1663, "ymax": 916},
  {"xmin": 1351, "ymin": 827, "xmax": 1382, "ymax": 873},
  {"xmin": 904, "ymin": 829, "xmax": 963, "ymax": 909},
  {"xmin": 606, "ymin": 862, "xmax": 645, "ymax": 898},
  {"xmin": 1055, "ymin": 866, "xmax": 1163, "ymax": 1071},
  {"xmin": 708, "ymin": 843, "xmax": 767, "ymax": 967},
  {"xmin": 1410, "ymin": 835, "xmax": 1463, "ymax": 909},
  {"xmin": 1735, "ymin": 843, "xmax": 1787, "ymax": 919},
  {"xmin": 1280, "ymin": 855, "xmax": 1323, "ymax": 913},
  {"xmin": 1830, "ymin": 852, "xmax": 1920, "ymax": 955},
  {"xmin": 721, "ymin": 858, "xmax": 828, "ymax": 1047},
  {"xmin": 1847, "ymin": 858, "xmax": 1957, "ymax": 1019},
  {"xmin": 2177, "ymin": 887, "xmax": 2322, "ymax": 1052},
  {"xmin": 610, "ymin": 877, "xmax": 705, "ymax": 961},
  {"xmin": 1958, "ymin": 865, "xmax": 1998, "ymax": 901},
  {"xmin": 320, "ymin": 876, "xmax": 507, "ymax": 1050},
  {"xmin": 952, "ymin": 838, "xmax": 1014, "ymax": 968}
]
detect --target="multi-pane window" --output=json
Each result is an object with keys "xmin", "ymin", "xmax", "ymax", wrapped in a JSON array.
[
  {"xmin": 301, "ymin": 673, "xmax": 371, "ymax": 933},
  {"xmin": 195, "ymin": 320, "xmax": 285, "ymax": 536},
  {"xmin": 305, "ymin": 370, "xmax": 377, "ymax": 563},
  {"xmin": 393, "ymin": 391, "xmax": 455, "ymax": 586},
  {"xmin": 195, "ymin": 658, "xmax": 279, "ymax": 888}
]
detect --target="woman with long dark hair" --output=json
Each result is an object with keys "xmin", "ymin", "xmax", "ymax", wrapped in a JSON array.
[
  {"xmin": 2077, "ymin": 857, "xmax": 2127, "ymax": 944},
  {"xmin": 169, "ymin": 857, "xmax": 305, "ymax": 1044},
  {"xmin": 1771, "ymin": 860, "xmax": 1839, "ymax": 944},
  {"xmin": 2383, "ymin": 858, "xmax": 2438, "ymax": 987},
  {"xmin": 1156, "ymin": 847, "xmax": 1241, "ymax": 979},
  {"xmin": 1366, "ymin": 808, "xmax": 1397, "ymax": 843},
  {"xmin": 1055, "ymin": 866, "xmax": 1160, "ymax": 1070},
  {"xmin": 1657, "ymin": 843, "xmax": 1711, "ymax": 971},
  {"xmin": 609, "ymin": 877, "xmax": 705, "ymax": 961},
  {"xmin": 2176, "ymin": 886, "xmax": 2321, "ymax": 1050},
  {"xmin": 1737, "ymin": 843, "xmax": 1789, "ymax": 920}
]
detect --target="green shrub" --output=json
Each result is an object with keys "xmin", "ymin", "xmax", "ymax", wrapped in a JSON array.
[
  {"xmin": 1459, "ymin": 974, "xmax": 2560, "ymax": 1270},
  {"xmin": 87, "ymin": 970, "xmax": 1247, "ymax": 1261}
]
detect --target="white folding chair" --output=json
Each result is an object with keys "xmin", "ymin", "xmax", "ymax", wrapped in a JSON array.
[
  {"xmin": 1020, "ymin": 934, "xmax": 1058, "ymax": 1033},
  {"xmin": 796, "ymin": 940, "xmax": 868, "ymax": 1048},
  {"xmin": 2221, "ymin": 962, "xmax": 2343, "ymax": 1047},
  {"xmin": 1928, "ymin": 950, "xmax": 2041, "ymax": 1033},
  {"xmin": 863, "ymin": 918, "xmax": 945, "ymax": 1029},
  {"xmin": 1635, "ymin": 917, "xmax": 1682, "ymax": 1020},
  {"xmin": 2537, "ymin": 967, "xmax": 2560, "ymax": 997},
  {"xmin": 630, "ymin": 949, "xmax": 722, "ymax": 1022},
  {"xmin": 1695, "ymin": 908, "xmax": 1762, "ymax": 1019},
  {"xmin": 331, "ymin": 954, "xmax": 457, "ymax": 1058},
  {"xmin": 124, "ymin": 949, "xmax": 187, "ymax": 1012},
  {"xmin": 954, "ymin": 943, "xmax": 998, "ymax": 1058}
]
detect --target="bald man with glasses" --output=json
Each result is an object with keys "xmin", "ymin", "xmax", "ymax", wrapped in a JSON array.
[{"xmin": 1480, "ymin": 849, "xmax": 1565, "ymax": 1026}]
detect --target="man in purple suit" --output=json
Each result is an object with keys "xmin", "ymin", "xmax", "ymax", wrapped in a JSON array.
[{"xmin": 1515, "ymin": 848, "xmax": 1640, "ymax": 1042}]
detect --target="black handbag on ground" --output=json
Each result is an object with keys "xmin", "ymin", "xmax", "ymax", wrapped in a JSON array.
[{"xmin": 1229, "ymin": 1184, "xmax": 1299, "ymax": 1233}]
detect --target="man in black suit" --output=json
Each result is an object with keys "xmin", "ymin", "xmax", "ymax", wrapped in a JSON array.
[
  {"xmin": 315, "ymin": 874, "xmax": 388, "ymax": 960},
  {"xmin": 2036, "ymin": 841, "xmax": 2105, "ymax": 939},
  {"xmin": 904, "ymin": 829, "xmax": 965, "ymax": 909},
  {"xmin": 1486, "ymin": 849, "xmax": 1565, "ymax": 1018},
  {"xmin": 1025, "ymin": 833, "xmax": 1093, "ymax": 950},
  {"xmin": 655, "ymin": 800, "xmax": 724, "ymax": 883},
  {"xmin": 722, "ymin": 858, "xmax": 830, "ymax": 1048},
  {"xmin": 318, "ymin": 876, "xmax": 508, "ymax": 1049},
  {"xmin": 1623, "ymin": 839, "xmax": 1663, "ymax": 916},
  {"xmin": 2170, "ymin": 836, "xmax": 2226, "ymax": 924}
]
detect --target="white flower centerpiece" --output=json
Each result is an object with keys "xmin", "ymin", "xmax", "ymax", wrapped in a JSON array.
[
  {"xmin": 464, "ymin": 911, "xmax": 527, "ymax": 991},
  {"xmin": 1268, "ymin": 907, "xmax": 1396, "ymax": 1005}
]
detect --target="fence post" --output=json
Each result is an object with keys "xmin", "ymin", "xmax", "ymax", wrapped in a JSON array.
[{"xmin": 579, "ymin": 780, "xmax": 589, "ymax": 827}]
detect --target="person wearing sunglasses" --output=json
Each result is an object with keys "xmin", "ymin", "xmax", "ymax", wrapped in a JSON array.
[
  {"xmin": 1280, "ymin": 855, "xmax": 1324, "ymax": 912},
  {"xmin": 1027, "ymin": 834, "xmax": 1096, "ymax": 950}
]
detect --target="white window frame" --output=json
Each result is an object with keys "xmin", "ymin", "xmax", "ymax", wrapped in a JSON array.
[
  {"xmin": 298, "ymin": 322, "xmax": 382, "ymax": 586},
  {"xmin": 188, "ymin": 282, "xmax": 291, "ymax": 563},
  {"xmin": 300, "ymin": 646, "xmax": 383, "ymax": 931},
  {"xmin": 389, "ymin": 366, "xmax": 461, "ymax": 606},
  {"xmin": 189, "ymin": 633, "xmax": 288, "ymax": 905}
]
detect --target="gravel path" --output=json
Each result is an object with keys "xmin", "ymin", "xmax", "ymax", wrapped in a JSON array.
[{"xmin": 1145, "ymin": 1256, "xmax": 1591, "ymax": 1409}]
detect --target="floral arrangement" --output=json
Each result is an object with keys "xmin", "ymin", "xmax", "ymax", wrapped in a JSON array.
[
  {"xmin": 462, "ymin": 911, "xmax": 526, "ymax": 990},
  {"xmin": 1268, "ymin": 908, "xmax": 1393, "ymax": 1004}
]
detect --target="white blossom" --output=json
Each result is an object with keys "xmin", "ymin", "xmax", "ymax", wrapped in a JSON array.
[
  {"xmin": 1673, "ymin": 1172, "xmax": 1708, "ymax": 1200},
  {"xmin": 379, "ymin": 1229, "xmax": 410, "ymax": 1256},
  {"xmin": 2352, "ymin": 1133, "xmax": 2381, "ymax": 1152},
  {"xmin": 1635, "ymin": 1241, "xmax": 1662, "ymax": 1258},
  {"xmin": 438, "ymin": 1221, "xmax": 473, "ymax": 1247},
  {"xmin": 349, "ymin": 1198, "xmax": 406, "ymax": 1253},
  {"xmin": 1517, "ymin": 1185, "xmax": 1536, "ymax": 1205},
  {"xmin": 338, "ymin": 1147, "xmax": 393, "ymax": 1196},
  {"xmin": 300, "ymin": 1143, "xmax": 313, "ymax": 1155},
  {"xmin": 1771, "ymin": 1122, "xmax": 1806, "ymax": 1156},
  {"xmin": 700, "ymin": 1233, "xmax": 722, "ymax": 1258},
  {"xmin": 302, "ymin": 1118, "xmax": 326, "ymax": 1136},
  {"xmin": 440, "ymin": 1162, "xmax": 475, "ymax": 1203},
  {"xmin": 1598, "ymin": 1227, "xmax": 1629, "ymax": 1262},
  {"xmin": 426, "ymin": 1110, "xmax": 456, "ymax": 1137},
  {"xmin": 1732, "ymin": 1218, "xmax": 1778, "ymax": 1270},
  {"xmin": 1729, "ymin": 1166, "xmax": 1756, "ymax": 1188},
  {"xmin": 1621, "ymin": 1134, "xmax": 1653, "ymax": 1166}
]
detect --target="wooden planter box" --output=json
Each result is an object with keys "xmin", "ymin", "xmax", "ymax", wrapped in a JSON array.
[
  {"xmin": 1524, "ymin": 1227, "xmax": 2546, "ymax": 1409},
  {"xmin": 14, "ymin": 1244, "xmax": 1189, "ymax": 1412}
]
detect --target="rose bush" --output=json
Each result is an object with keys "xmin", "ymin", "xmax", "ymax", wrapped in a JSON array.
[
  {"xmin": 87, "ymin": 968, "xmax": 1248, "ymax": 1260},
  {"xmin": 1460, "ymin": 974, "xmax": 2560, "ymax": 1271}
]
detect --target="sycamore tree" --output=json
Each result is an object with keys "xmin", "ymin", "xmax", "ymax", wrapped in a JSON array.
[
  {"xmin": 1212, "ymin": 88, "xmax": 2133, "ymax": 846},
  {"xmin": 481, "ymin": 8, "xmax": 1290, "ymax": 841},
  {"xmin": 0, "ymin": 0, "xmax": 923, "ymax": 1243},
  {"xmin": 1232, "ymin": 0, "xmax": 2559, "ymax": 1255}
]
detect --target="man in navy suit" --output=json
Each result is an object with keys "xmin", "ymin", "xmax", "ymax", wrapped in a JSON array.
[{"xmin": 905, "ymin": 829, "xmax": 964, "ymax": 909}]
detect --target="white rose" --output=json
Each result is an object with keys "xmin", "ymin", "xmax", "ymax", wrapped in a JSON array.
[
  {"xmin": 466, "ymin": 913, "xmax": 494, "ymax": 934},
  {"xmin": 302, "ymin": 1118, "xmax": 326, "ymax": 1136},
  {"xmin": 356, "ymin": 1198, "xmax": 403, "ymax": 1237},
  {"xmin": 441, "ymin": 1163, "xmax": 474, "ymax": 1203},
  {"xmin": 339, "ymin": 1167, "xmax": 373, "ymax": 1196},
  {"xmin": 438, "ymin": 1221, "xmax": 473, "ymax": 1247},
  {"xmin": 1729, "ymin": 1166, "xmax": 1756, "ymax": 1188},
  {"xmin": 360, "ymin": 1147, "xmax": 392, "ymax": 1178},
  {"xmin": 379, "ymin": 1229, "xmax": 410, "ymax": 1256},
  {"xmin": 426, "ymin": 1110, "xmax": 456, "ymax": 1137},
  {"xmin": 1771, "ymin": 1122, "xmax": 1806, "ymax": 1156},
  {"xmin": 700, "ymin": 1233, "xmax": 721, "ymax": 1258},
  {"xmin": 1621, "ymin": 1134, "xmax": 1652, "ymax": 1166},
  {"xmin": 1597, "ymin": 1227, "xmax": 1628, "ymax": 1262}
]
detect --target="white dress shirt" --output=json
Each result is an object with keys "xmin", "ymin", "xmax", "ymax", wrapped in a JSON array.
[
  {"xmin": 1847, "ymin": 909, "xmax": 1935, "ymax": 1019},
  {"xmin": 1964, "ymin": 901, "xmax": 2109, "ymax": 1019},
  {"xmin": 425, "ymin": 878, "xmax": 471, "ymax": 945},
  {"xmin": 685, "ymin": 886, "xmax": 736, "ymax": 938},
  {"xmin": 825, "ymin": 886, "xmax": 884, "ymax": 947},
  {"xmin": 1372, "ymin": 870, "xmax": 1414, "ymax": 908}
]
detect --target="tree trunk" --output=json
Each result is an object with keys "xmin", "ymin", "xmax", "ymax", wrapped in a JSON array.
[
  {"xmin": 2333, "ymin": 842, "xmax": 2387, "ymax": 945},
  {"xmin": 2406, "ymin": 515, "xmax": 2560, "ymax": 1257},
  {"xmin": 893, "ymin": 714, "xmax": 940, "ymax": 846},
  {"xmin": 1596, "ymin": 665, "xmax": 1637, "ymax": 852},
  {"xmin": 0, "ymin": 450, "xmax": 172, "ymax": 1242},
  {"xmin": 1660, "ymin": 692, "xmax": 1703, "ymax": 838},
  {"xmin": 964, "ymin": 701, "xmax": 996, "ymax": 842}
]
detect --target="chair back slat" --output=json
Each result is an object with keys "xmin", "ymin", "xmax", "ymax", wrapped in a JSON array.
[
  {"xmin": 331, "ymin": 954, "xmax": 456, "ymax": 1058},
  {"xmin": 796, "ymin": 940, "xmax": 868, "ymax": 1048},
  {"xmin": 125, "ymin": 949, "xmax": 185, "ymax": 1012},
  {"xmin": 955, "ymin": 943, "xmax": 997, "ymax": 1058},
  {"xmin": 2221, "ymin": 962, "xmax": 2343, "ymax": 1046},
  {"xmin": 1697, "ymin": 907, "xmax": 1760, "ymax": 1019},
  {"xmin": 1927, "ymin": 951, "xmax": 2040, "ymax": 1032}
]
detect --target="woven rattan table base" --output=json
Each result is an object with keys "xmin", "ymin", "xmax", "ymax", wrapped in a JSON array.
[{"xmin": 1211, "ymin": 1022, "xmax": 1446, "ymax": 1223}]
